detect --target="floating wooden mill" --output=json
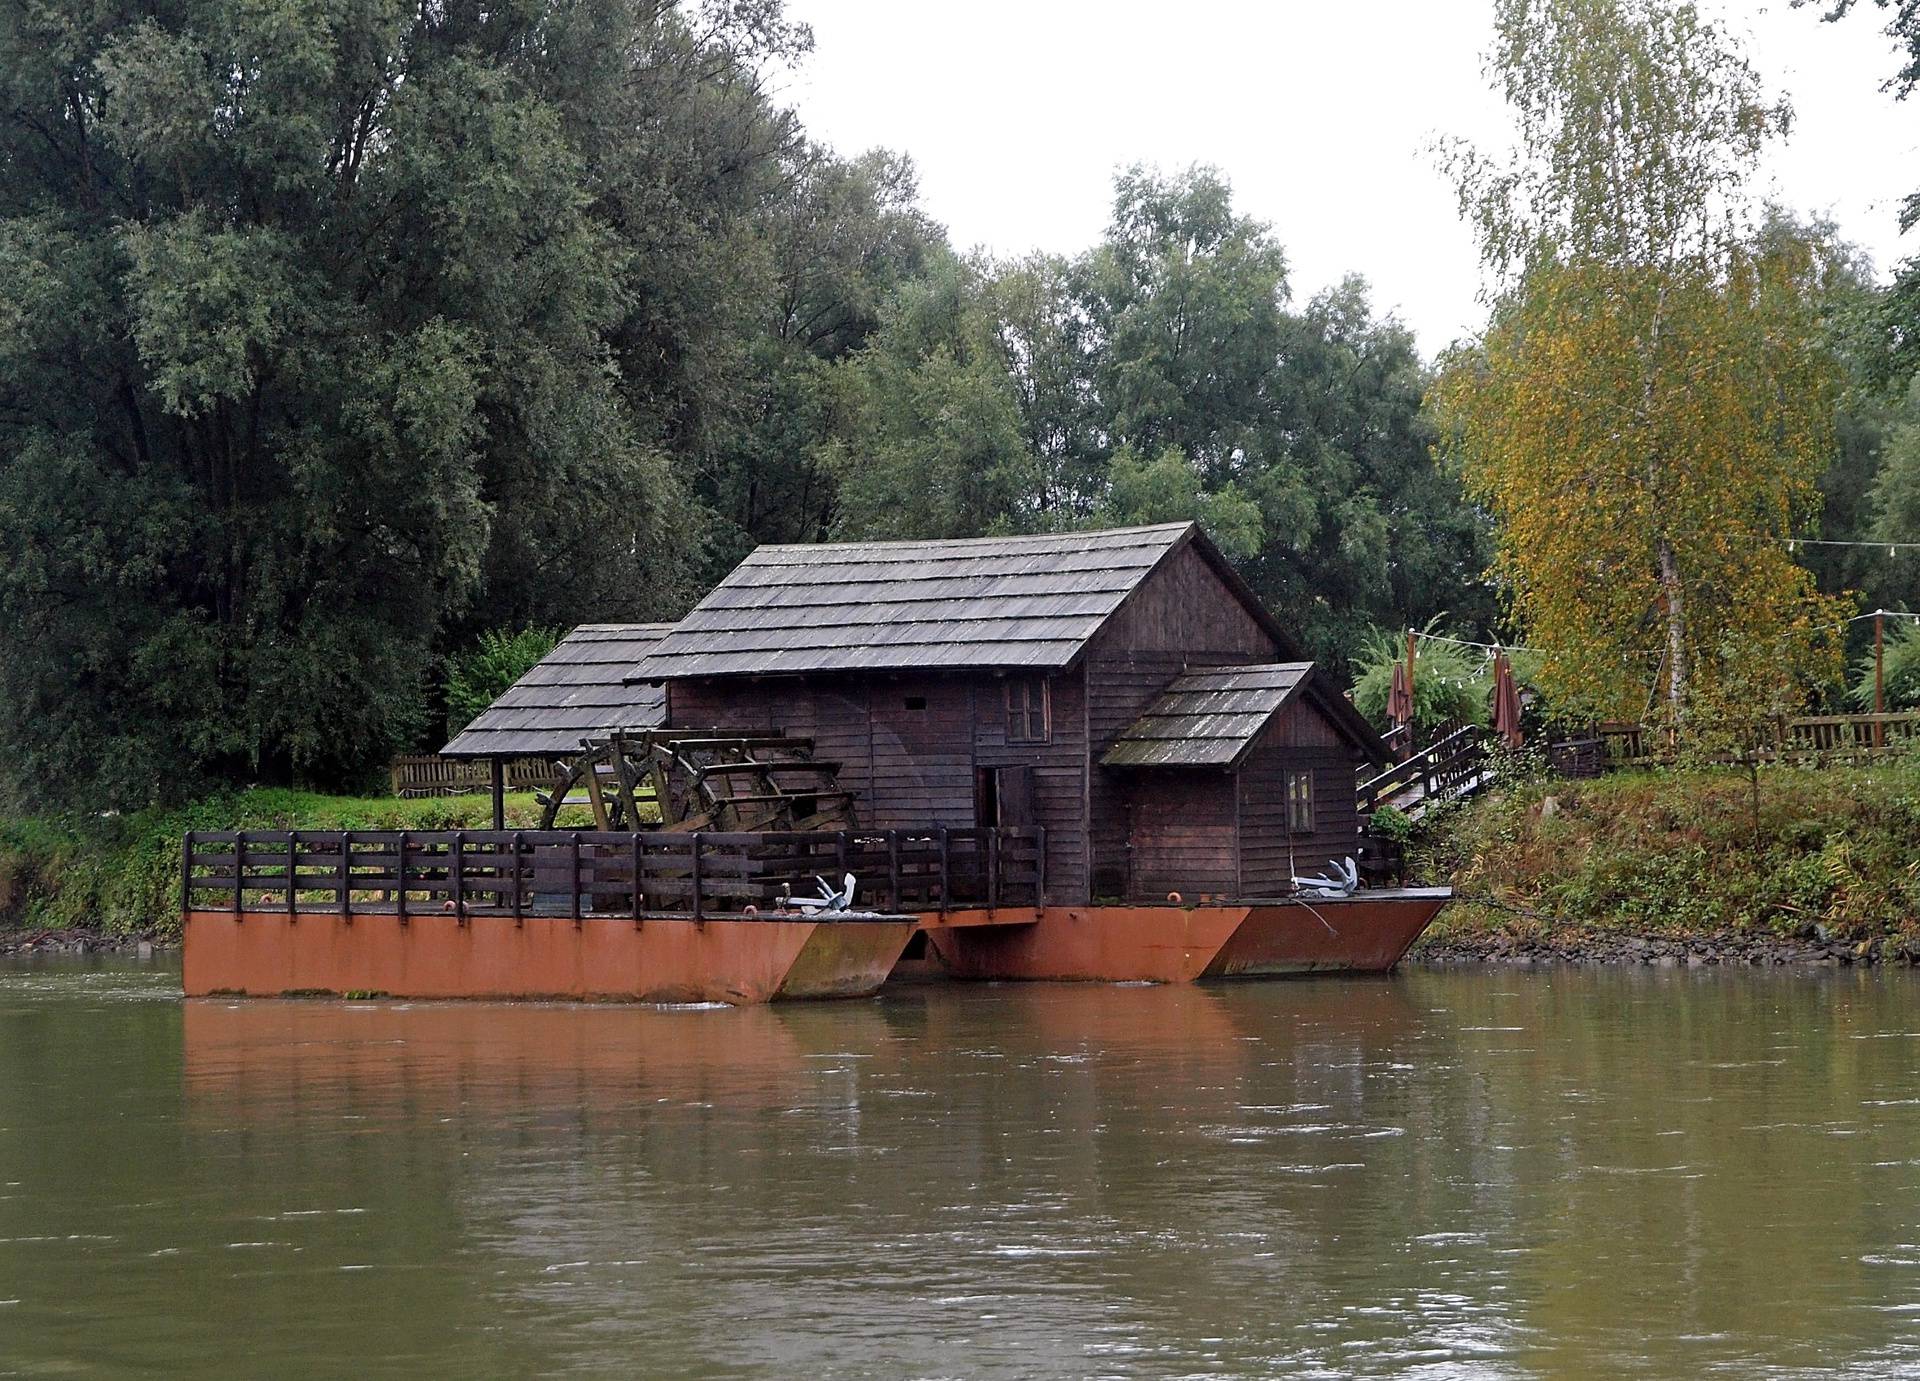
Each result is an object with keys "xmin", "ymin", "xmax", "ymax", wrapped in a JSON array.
[{"xmin": 537, "ymin": 730, "xmax": 858, "ymax": 833}]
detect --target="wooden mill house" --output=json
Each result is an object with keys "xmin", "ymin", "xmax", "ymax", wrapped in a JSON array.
[{"xmin": 462, "ymin": 522, "xmax": 1390, "ymax": 904}]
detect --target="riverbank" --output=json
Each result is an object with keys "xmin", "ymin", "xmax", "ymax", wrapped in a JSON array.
[
  {"xmin": 1411, "ymin": 753, "xmax": 1920, "ymax": 965},
  {"xmin": 0, "ymin": 789, "xmax": 548, "ymax": 937}
]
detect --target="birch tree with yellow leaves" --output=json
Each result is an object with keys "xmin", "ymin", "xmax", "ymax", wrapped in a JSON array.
[{"xmin": 1434, "ymin": 0, "xmax": 1849, "ymax": 727}]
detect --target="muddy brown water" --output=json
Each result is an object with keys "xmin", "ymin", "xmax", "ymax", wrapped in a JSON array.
[{"xmin": 2, "ymin": 958, "xmax": 1918, "ymax": 1378}]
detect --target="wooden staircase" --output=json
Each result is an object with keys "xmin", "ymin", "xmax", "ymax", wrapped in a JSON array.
[{"xmin": 1359, "ymin": 723, "xmax": 1492, "ymax": 822}]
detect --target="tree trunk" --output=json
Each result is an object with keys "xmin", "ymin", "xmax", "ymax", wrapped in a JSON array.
[{"xmin": 1657, "ymin": 535, "xmax": 1687, "ymax": 718}]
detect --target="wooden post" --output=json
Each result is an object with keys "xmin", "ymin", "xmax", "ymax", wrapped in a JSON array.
[
  {"xmin": 451, "ymin": 831, "xmax": 465, "ymax": 922},
  {"xmin": 569, "ymin": 832, "xmax": 582, "ymax": 923},
  {"xmin": 632, "ymin": 832, "xmax": 644, "ymax": 926},
  {"xmin": 886, "ymin": 830, "xmax": 900, "ymax": 911},
  {"xmin": 287, "ymin": 831, "xmax": 298, "ymax": 922},
  {"xmin": 1406, "ymin": 627, "xmax": 1417, "ymax": 741},
  {"xmin": 938, "ymin": 827, "xmax": 950, "ymax": 914},
  {"xmin": 1875, "ymin": 611, "xmax": 1886, "ymax": 751},
  {"xmin": 988, "ymin": 828, "xmax": 1001, "ymax": 911},
  {"xmin": 690, "ymin": 833, "xmax": 704, "ymax": 922},
  {"xmin": 339, "ymin": 832, "xmax": 352, "ymax": 923},
  {"xmin": 490, "ymin": 757, "xmax": 505, "ymax": 831},
  {"xmin": 1035, "ymin": 825, "xmax": 1047, "ymax": 905},
  {"xmin": 396, "ymin": 830, "xmax": 409, "ymax": 925},
  {"xmin": 181, "ymin": 832, "xmax": 194, "ymax": 918},
  {"xmin": 511, "ymin": 831, "xmax": 524, "ymax": 925},
  {"xmin": 233, "ymin": 831, "xmax": 245, "ymax": 917}
]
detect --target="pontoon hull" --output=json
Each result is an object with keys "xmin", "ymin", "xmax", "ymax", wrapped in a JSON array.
[
  {"xmin": 182, "ymin": 911, "xmax": 917, "ymax": 1005},
  {"xmin": 920, "ymin": 890, "xmax": 1451, "ymax": 983}
]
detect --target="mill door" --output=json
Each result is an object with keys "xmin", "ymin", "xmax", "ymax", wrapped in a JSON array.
[{"xmin": 975, "ymin": 764, "xmax": 1035, "ymax": 828}]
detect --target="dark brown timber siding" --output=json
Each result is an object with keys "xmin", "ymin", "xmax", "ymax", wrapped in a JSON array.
[
  {"xmin": 669, "ymin": 672, "xmax": 1085, "ymax": 903},
  {"xmin": 1122, "ymin": 771, "xmax": 1238, "ymax": 900},
  {"xmin": 1236, "ymin": 703, "xmax": 1364, "ymax": 894},
  {"xmin": 973, "ymin": 670, "xmax": 1088, "ymax": 904},
  {"xmin": 1082, "ymin": 543, "xmax": 1280, "ymax": 897}
]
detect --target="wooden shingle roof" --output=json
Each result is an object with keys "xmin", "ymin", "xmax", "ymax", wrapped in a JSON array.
[
  {"xmin": 628, "ymin": 522, "xmax": 1286, "ymax": 680},
  {"xmin": 441, "ymin": 624, "xmax": 672, "ymax": 758},
  {"xmin": 1102, "ymin": 664, "xmax": 1389, "ymax": 769}
]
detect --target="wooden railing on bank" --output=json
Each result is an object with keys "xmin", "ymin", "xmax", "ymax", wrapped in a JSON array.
[
  {"xmin": 1359, "ymin": 723, "xmax": 1487, "ymax": 815},
  {"xmin": 182, "ymin": 827, "xmax": 1045, "ymax": 923},
  {"xmin": 1592, "ymin": 712, "xmax": 1920, "ymax": 770},
  {"xmin": 388, "ymin": 756, "xmax": 556, "ymax": 799}
]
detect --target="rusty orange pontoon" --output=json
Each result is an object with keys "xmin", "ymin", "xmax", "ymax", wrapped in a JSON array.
[{"xmin": 183, "ymin": 524, "xmax": 1451, "ymax": 1004}]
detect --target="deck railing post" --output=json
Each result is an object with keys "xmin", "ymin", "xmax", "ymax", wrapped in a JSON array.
[
  {"xmin": 233, "ymin": 831, "xmax": 245, "ymax": 917},
  {"xmin": 396, "ymin": 830, "xmax": 409, "ymax": 925},
  {"xmin": 690, "ymin": 833, "xmax": 704, "ymax": 922},
  {"xmin": 938, "ymin": 827, "xmax": 950, "ymax": 914},
  {"xmin": 451, "ymin": 831, "xmax": 465, "ymax": 922},
  {"xmin": 287, "ymin": 831, "xmax": 299, "ymax": 921},
  {"xmin": 569, "ymin": 832, "xmax": 582, "ymax": 923},
  {"xmin": 988, "ymin": 828, "xmax": 1000, "ymax": 911},
  {"xmin": 641, "ymin": 833, "xmax": 656, "ymax": 929},
  {"xmin": 511, "ymin": 831, "xmax": 524, "ymax": 925},
  {"xmin": 340, "ymin": 831, "xmax": 353, "ymax": 923},
  {"xmin": 181, "ymin": 832, "xmax": 194, "ymax": 917},
  {"xmin": 1034, "ymin": 825, "xmax": 1047, "ymax": 905},
  {"xmin": 886, "ymin": 830, "xmax": 900, "ymax": 911}
]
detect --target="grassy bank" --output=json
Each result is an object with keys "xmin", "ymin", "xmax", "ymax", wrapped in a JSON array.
[
  {"xmin": 1418, "ymin": 752, "xmax": 1920, "ymax": 948},
  {"xmin": 0, "ymin": 789, "xmax": 550, "ymax": 937}
]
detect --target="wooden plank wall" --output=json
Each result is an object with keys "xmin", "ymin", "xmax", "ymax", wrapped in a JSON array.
[
  {"xmin": 1081, "ymin": 543, "xmax": 1280, "ymax": 898},
  {"xmin": 1236, "ymin": 703, "xmax": 1364, "ymax": 894},
  {"xmin": 973, "ymin": 672, "xmax": 1088, "ymax": 904},
  {"xmin": 669, "ymin": 673, "xmax": 1085, "ymax": 903},
  {"xmin": 1121, "ymin": 771, "xmax": 1238, "ymax": 899}
]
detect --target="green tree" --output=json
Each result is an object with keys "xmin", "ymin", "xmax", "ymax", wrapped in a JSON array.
[
  {"xmin": 0, "ymin": 0, "xmax": 887, "ymax": 804},
  {"xmin": 1435, "ymin": 0, "xmax": 1848, "ymax": 725},
  {"xmin": 444, "ymin": 628, "xmax": 563, "ymax": 739},
  {"xmin": 823, "ymin": 256, "xmax": 1036, "ymax": 540}
]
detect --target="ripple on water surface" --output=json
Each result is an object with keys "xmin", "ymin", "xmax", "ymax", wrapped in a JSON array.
[{"xmin": 1, "ymin": 962, "xmax": 1920, "ymax": 1376}]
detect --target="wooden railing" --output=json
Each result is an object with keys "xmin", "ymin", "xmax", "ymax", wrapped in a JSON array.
[
  {"xmin": 181, "ymin": 827, "xmax": 1046, "ymax": 922},
  {"xmin": 1358, "ymin": 724, "xmax": 1487, "ymax": 815},
  {"xmin": 388, "ymin": 756, "xmax": 556, "ymax": 799},
  {"xmin": 1590, "ymin": 712, "xmax": 1920, "ymax": 770}
]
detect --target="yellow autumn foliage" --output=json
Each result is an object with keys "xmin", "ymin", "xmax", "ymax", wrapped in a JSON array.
[{"xmin": 1433, "ymin": 242, "xmax": 1849, "ymax": 726}]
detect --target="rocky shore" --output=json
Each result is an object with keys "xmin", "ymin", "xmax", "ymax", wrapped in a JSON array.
[
  {"xmin": 0, "ymin": 927, "xmax": 173, "ymax": 959},
  {"xmin": 1416, "ymin": 924, "xmax": 1920, "ymax": 968}
]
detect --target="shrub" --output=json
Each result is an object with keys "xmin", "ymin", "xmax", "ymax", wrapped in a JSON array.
[
  {"xmin": 1349, "ymin": 619, "xmax": 1491, "ymax": 737},
  {"xmin": 444, "ymin": 627, "xmax": 563, "ymax": 738},
  {"xmin": 1848, "ymin": 616, "xmax": 1920, "ymax": 712}
]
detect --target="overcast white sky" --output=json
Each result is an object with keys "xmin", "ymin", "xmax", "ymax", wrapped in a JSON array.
[{"xmin": 778, "ymin": 0, "xmax": 1919, "ymax": 355}]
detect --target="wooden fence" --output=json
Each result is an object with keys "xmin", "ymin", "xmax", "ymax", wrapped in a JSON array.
[
  {"xmin": 1592, "ymin": 713, "xmax": 1920, "ymax": 770},
  {"xmin": 182, "ymin": 827, "xmax": 1046, "ymax": 922},
  {"xmin": 388, "ymin": 756, "xmax": 556, "ymax": 799}
]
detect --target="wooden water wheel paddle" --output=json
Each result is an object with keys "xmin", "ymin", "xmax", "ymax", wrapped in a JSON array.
[{"xmin": 537, "ymin": 730, "xmax": 858, "ymax": 833}]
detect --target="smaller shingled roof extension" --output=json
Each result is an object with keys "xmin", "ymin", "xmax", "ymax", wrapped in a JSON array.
[
  {"xmin": 628, "ymin": 522, "xmax": 1294, "ymax": 680},
  {"xmin": 442, "ymin": 624, "xmax": 673, "ymax": 758},
  {"xmin": 1102, "ymin": 664, "xmax": 1389, "ymax": 769}
]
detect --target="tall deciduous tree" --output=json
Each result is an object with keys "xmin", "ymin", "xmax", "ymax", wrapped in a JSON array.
[
  {"xmin": 1435, "ymin": 0, "xmax": 1848, "ymax": 724},
  {"xmin": 0, "ymin": 0, "xmax": 910, "ymax": 804}
]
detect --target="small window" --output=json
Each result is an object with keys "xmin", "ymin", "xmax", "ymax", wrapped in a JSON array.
[
  {"xmin": 1285, "ymin": 770, "xmax": 1315, "ymax": 834},
  {"xmin": 1005, "ymin": 678, "xmax": 1050, "ymax": 744},
  {"xmin": 904, "ymin": 695, "xmax": 927, "ymax": 711}
]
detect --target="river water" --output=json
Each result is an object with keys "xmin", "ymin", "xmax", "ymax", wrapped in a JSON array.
[{"xmin": 3, "ymin": 960, "xmax": 1919, "ymax": 1378}]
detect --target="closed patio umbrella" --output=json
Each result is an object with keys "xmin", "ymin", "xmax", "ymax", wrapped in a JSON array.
[
  {"xmin": 1387, "ymin": 659, "xmax": 1414, "ymax": 732},
  {"xmin": 1492, "ymin": 651, "xmax": 1524, "ymax": 749}
]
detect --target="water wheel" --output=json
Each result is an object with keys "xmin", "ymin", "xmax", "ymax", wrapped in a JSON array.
[{"xmin": 538, "ymin": 730, "xmax": 857, "ymax": 833}]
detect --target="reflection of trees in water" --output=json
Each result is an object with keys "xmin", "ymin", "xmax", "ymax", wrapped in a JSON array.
[{"xmin": 165, "ymin": 975, "xmax": 1920, "ymax": 1376}]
